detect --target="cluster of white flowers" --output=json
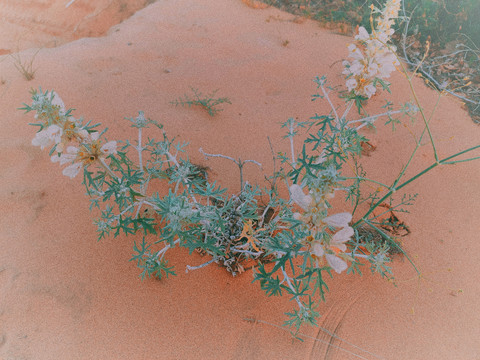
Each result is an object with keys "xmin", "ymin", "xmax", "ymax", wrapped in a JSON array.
[
  {"xmin": 290, "ymin": 184, "xmax": 353, "ymax": 274},
  {"xmin": 30, "ymin": 91, "xmax": 117, "ymax": 178},
  {"xmin": 343, "ymin": 0, "xmax": 401, "ymax": 98},
  {"xmin": 50, "ymin": 131, "xmax": 117, "ymax": 178}
]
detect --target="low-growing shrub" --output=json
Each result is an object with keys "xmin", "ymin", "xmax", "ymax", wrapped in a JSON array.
[{"xmin": 21, "ymin": 0, "xmax": 480, "ymax": 339}]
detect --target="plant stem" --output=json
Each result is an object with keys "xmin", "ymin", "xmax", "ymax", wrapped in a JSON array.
[
  {"xmin": 341, "ymin": 100, "xmax": 354, "ymax": 120},
  {"xmin": 348, "ymin": 109, "xmax": 404, "ymax": 125},
  {"xmin": 355, "ymin": 141, "xmax": 480, "ymax": 229},
  {"xmin": 138, "ymin": 128, "xmax": 144, "ymax": 172},
  {"xmin": 99, "ymin": 158, "xmax": 120, "ymax": 180},
  {"xmin": 439, "ymin": 143, "xmax": 480, "ymax": 163},
  {"xmin": 185, "ymin": 257, "xmax": 216, "ymax": 273},
  {"xmin": 231, "ymin": 248, "xmax": 263, "ymax": 256},
  {"xmin": 443, "ymin": 156, "xmax": 480, "ymax": 165},
  {"xmin": 346, "ymin": 253, "xmax": 370, "ymax": 259},
  {"xmin": 388, "ymin": 39, "xmax": 440, "ymax": 162},
  {"xmin": 320, "ymin": 81, "xmax": 339, "ymax": 125},
  {"xmin": 353, "ymin": 161, "xmax": 438, "ymax": 228},
  {"xmin": 199, "ymin": 148, "xmax": 261, "ymax": 192},
  {"xmin": 166, "ymin": 150, "xmax": 199, "ymax": 204},
  {"xmin": 288, "ymin": 121, "xmax": 296, "ymax": 165},
  {"xmin": 157, "ymin": 239, "xmax": 180, "ymax": 260},
  {"xmin": 340, "ymin": 176, "xmax": 392, "ymax": 190},
  {"xmin": 281, "ymin": 266, "xmax": 303, "ymax": 309}
]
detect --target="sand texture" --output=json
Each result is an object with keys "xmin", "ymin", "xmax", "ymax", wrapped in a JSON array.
[{"xmin": 1, "ymin": 0, "xmax": 479, "ymax": 359}]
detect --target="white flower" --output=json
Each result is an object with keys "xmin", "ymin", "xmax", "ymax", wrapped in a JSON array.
[
  {"xmin": 51, "ymin": 91, "xmax": 66, "ymax": 113},
  {"xmin": 293, "ymin": 212, "xmax": 303, "ymax": 221},
  {"xmin": 78, "ymin": 129, "xmax": 89, "ymax": 139},
  {"xmin": 290, "ymin": 184, "xmax": 312, "ymax": 211},
  {"xmin": 101, "ymin": 141, "xmax": 117, "ymax": 155},
  {"xmin": 346, "ymin": 78, "xmax": 358, "ymax": 92},
  {"xmin": 349, "ymin": 61, "xmax": 364, "ymax": 76},
  {"xmin": 56, "ymin": 142, "xmax": 65, "ymax": 153},
  {"xmin": 51, "ymin": 146, "xmax": 78, "ymax": 165},
  {"xmin": 90, "ymin": 132, "xmax": 100, "ymax": 141},
  {"xmin": 330, "ymin": 226, "xmax": 354, "ymax": 252},
  {"xmin": 62, "ymin": 162, "xmax": 83, "ymax": 178},
  {"xmin": 347, "ymin": 44, "xmax": 364, "ymax": 60},
  {"xmin": 367, "ymin": 62, "xmax": 379, "ymax": 77},
  {"xmin": 32, "ymin": 124, "xmax": 63, "ymax": 149},
  {"xmin": 323, "ymin": 212, "xmax": 352, "ymax": 228},
  {"xmin": 308, "ymin": 212, "xmax": 353, "ymax": 273},
  {"xmin": 344, "ymin": 0, "xmax": 402, "ymax": 97},
  {"xmin": 51, "ymin": 146, "xmax": 83, "ymax": 178},
  {"xmin": 312, "ymin": 241, "xmax": 324, "ymax": 257},
  {"xmin": 325, "ymin": 254, "xmax": 348, "ymax": 274},
  {"xmin": 377, "ymin": 32, "xmax": 390, "ymax": 44},
  {"xmin": 364, "ymin": 84, "xmax": 377, "ymax": 98},
  {"xmin": 355, "ymin": 26, "xmax": 370, "ymax": 41}
]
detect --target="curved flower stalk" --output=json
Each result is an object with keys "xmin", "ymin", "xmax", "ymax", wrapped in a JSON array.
[{"xmin": 343, "ymin": 0, "xmax": 401, "ymax": 98}]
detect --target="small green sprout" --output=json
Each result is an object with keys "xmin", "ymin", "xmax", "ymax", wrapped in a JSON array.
[{"xmin": 171, "ymin": 88, "xmax": 231, "ymax": 117}]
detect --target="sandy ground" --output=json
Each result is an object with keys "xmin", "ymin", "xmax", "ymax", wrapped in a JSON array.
[
  {"xmin": 1, "ymin": 0, "xmax": 479, "ymax": 359},
  {"xmin": 0, "ymin": 0, "xmax": 149, "ymax": 54}
]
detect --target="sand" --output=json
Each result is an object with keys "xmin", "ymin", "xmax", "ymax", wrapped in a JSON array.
[{"xmin": 1, "ymin": 0, "xmax": 479, "ymax": 359}]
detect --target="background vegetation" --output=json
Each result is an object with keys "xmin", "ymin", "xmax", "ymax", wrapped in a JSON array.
[{"xmin": 261, "ymin": 0, "xmax": 480, "ymax": 122}]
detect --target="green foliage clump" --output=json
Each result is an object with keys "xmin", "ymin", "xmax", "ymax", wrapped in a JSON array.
[{"xmin": 171, "ymin": 88, "xmax": 231, "ymax": 117}]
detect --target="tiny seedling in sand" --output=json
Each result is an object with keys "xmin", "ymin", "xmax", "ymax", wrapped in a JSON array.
[{"xmin": 171, "ymin": 88, "xmax": 231, "ymax": 116}]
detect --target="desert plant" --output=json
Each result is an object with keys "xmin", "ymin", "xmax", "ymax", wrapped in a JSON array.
[
  {"xmin": 21, "ymin": 0, "xmax": 480, "ymax": 341},
  {"xmin": 171, "ymin": 88, "xmax": 231, "ymax": 116}
]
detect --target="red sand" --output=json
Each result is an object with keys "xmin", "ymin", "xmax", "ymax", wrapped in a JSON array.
[{"xmin": 1, "ymin": 1, "xmax": 479, "ymax": 359}]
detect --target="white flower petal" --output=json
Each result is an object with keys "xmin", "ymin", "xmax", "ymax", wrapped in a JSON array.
[
  {"xmin": 326, "ymin": 254, "xmax": 348, "ymax": 274},
  {"xmin": 101, "ymin": 141, "xmax": 117, "ymax": 155},
  {"xmin": 32, "ymin": 129, "xmax": 51, "ymax": 149},
  {"xmin": 355, "ymin": 26, "xmax": 370, "ymax": 41},
  {"xmin": 31, "ymin": 125, "xmax": 63, "ymax": 149},
  {"xmin": 66, "ymin": 146, "xmax": 79, "ymax": 154},
  {"xmin": 312, "ymin": 242, "xmax": 324, "ymax": 257},
  {"xmin": 56, "ymin": 142, "xmax": 64, "ymax": 153},
  {"xmin": 365, "ymin": 84, "xmax": 377, "ymax": 98},
  {"xmin": 51, "ymin": 91, "xmax": 66, "ymax": 111},
  {"xmin": 78, "ymin": 129, "xmax": 89, "ymax": 139},
  {"xmin": 63, "ymin": 162, "xmax": 83, "ymax": 178},
  {"xmin": 53, "ymin": 146, "xmax": 78, "ymax": 165},
  {"xmin": 60, "ymin": 153, "xmax": 77, "ymax": 165},
  {"xmin": 323, "ymin": 212, "xmax": 352, "ymax": 228},
  {"xmin": 346, "ymin": 78, "xmax": 358, "ymax": 92},
  {"xmin": 350, "ymin": 62, "xmax": 364, "ymax": 76},
  {"xmin": 332, "ymin": 226, "xmax": 354, "ymax": 244},
  {"xmin": 90, "ymin": 132, "xmax": 100, "ymax": 141},
  {"xmin": 290, "ymin": 184, "xmax": 312, "ymax": 211}
]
